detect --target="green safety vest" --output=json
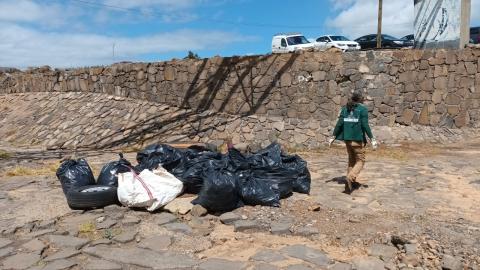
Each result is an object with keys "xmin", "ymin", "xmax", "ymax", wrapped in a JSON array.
[{"xmin": 333, "ymin": 104, "xmax": 374, "ymax": 143}]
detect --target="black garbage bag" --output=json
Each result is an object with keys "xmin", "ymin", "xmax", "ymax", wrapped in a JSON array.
[
  {"xmin": 248, "ymin": 143, "xmax": 311, "ymax": 195},
  {"xmin": 136, "ymin": 144, "xmax": 183, "ymax": 171},
  {"xmin": 250, "ymin": 167, "xmax": 294, "ymax": 199},
  {"xmin": 177, "ymin": 152, "xmax": 224, "ymax": 193},
  {"xmin": 56, "ymin": 158, "xmax": 96, "ymax": 196},
  {"xmin": 225, "ymin": 148, "xmax": 250, "ymax": 170},
  {"xmin": 169, "ymin": 147, "xmax": 217, "ymax": 177},
  {"xmin": 239, "ymin": 172, "xmax": 280, "ymax": 207},
  {"xmin": 192, "ymin": 168, "xmax": 243, "ymax": 212},
  {"xmin": 97, "ymin": 153, "xmax": 132, "ymax": 187},
  {"xmin": 280, "ymin": 154, "xmax": 311, "ymax": 194},
  {"xmin": 249, "ymin": 143, "xmax": 283, "ymax": 167}
]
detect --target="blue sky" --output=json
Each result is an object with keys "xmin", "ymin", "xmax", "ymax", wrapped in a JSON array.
[{"xmin": 0, "ymin": 0, "xmax": 479, "ymax": 68}]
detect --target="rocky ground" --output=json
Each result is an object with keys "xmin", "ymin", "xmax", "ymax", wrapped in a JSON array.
[{"xmin": 0, "ymin": 139, "xmax": 479, "ymax": 270}]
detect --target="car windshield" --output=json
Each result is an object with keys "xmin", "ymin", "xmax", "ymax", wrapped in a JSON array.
[
  {"xmin": 382, "ymin": 35, "xmax": 398, "ymax": 41},
  {"xmin": 287, "ymin": 36, "xmax": 310, "ymax": 45},
  {"xmin": 329, "ymin": 36, "xmax": 350, "ymax": 41},
  {"xmin": 401, "ymin": 35, "xmax": 414, "ymax": 40}
]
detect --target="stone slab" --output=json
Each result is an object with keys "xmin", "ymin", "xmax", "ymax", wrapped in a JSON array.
[
  {"xmin": 83, "ymin": 246, "xmax": 199, "ymax": 269},
  {"xmin": 42, "ymin": 259, "xmax": 77, "ymax": 270},
  {"xmin": 1, "ymin": 252, "xmax": 41, "ymax": 270},
  {"xmin": 198, "ymin": 258, "xmax": 246, "ymax": 270},
  {"xmin": 250, "ymin": 249, "xmax": 286, "ymax": 263},
  {"xmin": 252, "ymin": 263, "xmax": 280, "ymax": 270},
  {"xmin": 270, "ymin": 221, "xmax": 292, "ymax": 235},
  {"xmin": 284, "ymin": 264, "xmax": 314, "ymax": 270},
  {"xmin": 163, "ymin": 222, "xmax": 193, "ymax": 235},
  {"xmin": 163, "ymin": 197, "xmax": 193, "ymax": 215},
  {"xmin": 0, "ymin": 238, "xmax": 13, "ymax": 249},
  {"xmin": 0, "ymin": 246, "xmax": 15, "ymax": 258},
  {"xmin": 46, "ymin": 235, "xmax": 89, "ymax": 249},
  {"xmin": 280, "ymin": 245, "xmax": 330, "ymax": 267},
  {"xmin": 155, "ymin": 212, "xmax": 177, "ymax": 225},
  {"xmin": 113, "ymin": 230, "xmax": 137, "ymax": 243},
  {"xmin": 21, "ymin": 238, "xmax": 46, "ymax": 254},
  {"xmin": 138, "ymin": 235, "xmax": 172, "ymax": 252},
  {"xmin": 84, "ymin": 259, "xmax": 122, "ymax": 270},
  {"xmin": 44, "ymin": 248, "xmax": 81, "ymax": 262},
  {"xmin": 219, "ymin": 212, "xmax": 241, "ymax": 225},
  {"xmin": 233, "ymin": 220, "xmax": 263, "ymax": 232}
]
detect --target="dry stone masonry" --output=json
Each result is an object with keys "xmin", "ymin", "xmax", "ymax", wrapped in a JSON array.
[
  {"xmin": 0, "ymin": 92, "xmax": 477, "ymax": 150},
  {"xmin": 1, "ymin": 48, "xmax": 480, "ymax": 150}
]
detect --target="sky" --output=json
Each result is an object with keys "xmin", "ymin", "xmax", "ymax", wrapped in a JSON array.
[{"xmin": 0, "ymin": 0, "xmax": 479, "ymax": 68}]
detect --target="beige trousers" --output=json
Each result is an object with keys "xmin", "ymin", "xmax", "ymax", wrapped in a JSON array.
[{"xmin": 345, "ymin": 141, "xmax": 366, "ymax": 183}]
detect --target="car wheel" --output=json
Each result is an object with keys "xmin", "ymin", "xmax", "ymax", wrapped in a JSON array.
[{"xmin": 66, "ymin": 185, "xmax": 119, "ymax": 210}]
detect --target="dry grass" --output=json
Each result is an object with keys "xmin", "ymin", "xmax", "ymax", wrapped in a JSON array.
[
  {"xmin": 78, "ymin": 221, "xmax": 96, "ymax": 234},
  {"xmin": 4, "ymin": 162, "xmax": 58, "ymax": 177},
  {"xmin": 294, "ymin": 141, "xmax": 445, "ymax": 162},
  {"xmin": 0, "ymin": 150, "xmax": 11, "ymax": 159},
  {"xmin": 368, "ymin": 146, "xmax": 410, "ymax": 161}
]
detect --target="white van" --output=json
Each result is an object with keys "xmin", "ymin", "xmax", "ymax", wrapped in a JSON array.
[{"xmin": 272, "ymin": 33, "xmax": 316, "ymax": 53}]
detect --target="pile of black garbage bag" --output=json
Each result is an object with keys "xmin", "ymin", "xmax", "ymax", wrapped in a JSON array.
[
  {"xmin": 56, "ymin": 154, "xmax": 132, "ymax": 209},
  {"xmin": 56, "ymin": 143, "xmax": 311, "ymax": 212},
  {"xmin": 135, "ymin": 143, "xmax": 311, "ymax": 212}
]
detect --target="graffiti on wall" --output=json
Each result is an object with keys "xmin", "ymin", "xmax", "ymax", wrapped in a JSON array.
[{"xmin": 414, "ymin": 0, "xmax": 461, "ymax": 49}]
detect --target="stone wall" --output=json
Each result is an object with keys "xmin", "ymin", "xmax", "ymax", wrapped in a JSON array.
[
  {"xmin": 1, "ymin": 48, "xmax": 480, "ymax": 130},
  {"xmin": 1, "ymin": 93, "xmax": 478, "ymax": 151}
]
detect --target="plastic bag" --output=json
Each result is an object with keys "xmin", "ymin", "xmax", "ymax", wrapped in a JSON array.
[
  {"xmin": 176, "ymin": 152, "xmax": 224, "ymax": 193},
  {"xmin": 192, "ymin": 168, "xmax": 243, "ymax": 212},
  {"xmin": 250, "ymin": 168, "xmax": 294, "ymax": 198},
  {"xmin": 136, "ymin": 144, "xmax": 183, "ymax": 171},
  {"xmin": 117, "ymin": 167, "xmax": 184, "ymax": 212},
  {"xmin": 133, "ymin": 142, "xmax": 311, "ymax": 211},
  {"xmin": 56, "ymin": 158, "xmax": 96, "ymax": 196},
  {"xmin": 281, "ymin": 154, "xmax": 311, "ymax": 194},
  {"xmin": 239, "ymin": 172, "xmax": 280, "ymax": 207},
  {"xmin": 97, "ymin": 153, "xmax": 132, "ymax": 187}
]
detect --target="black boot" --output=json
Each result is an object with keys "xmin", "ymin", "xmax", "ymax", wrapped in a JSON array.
[{"xmin": 344, "ymin": 178, "xmax": 353, "ymax": 194}]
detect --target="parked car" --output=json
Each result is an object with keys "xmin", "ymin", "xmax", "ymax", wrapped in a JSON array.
[
  {"xmin": 470, "ymin": 27, "xmax": 480, "ymax": 44},
  {"xmin": 314, "ymin": 35, "xmax": 361, "ymax": 51},
  {"xmin": 355, "ymin": 34, "xmax": 408, "ymax": 49},
  {"xmin": 272, "ymin": 33, "xmax": 316, "ymax": 53},
  {"xmin": 401, "ymin": 34, "xmax": 414, "ymax": 47}
]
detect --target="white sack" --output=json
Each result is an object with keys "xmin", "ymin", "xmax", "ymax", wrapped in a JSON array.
[{"xmin": 117, "ymin": 167, "xmax": 184, "ymax": 211}]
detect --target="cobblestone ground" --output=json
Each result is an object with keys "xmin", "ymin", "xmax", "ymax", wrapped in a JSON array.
[{"xmin": 0, "ymin": 140, "xmax": 479, "ymax": 270}]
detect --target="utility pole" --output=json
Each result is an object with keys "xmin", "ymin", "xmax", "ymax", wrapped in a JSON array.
[
  {"xmin": 376, "ymin": 0, "xmax": 383, "ymax": 49},
  {"xmin": 460, "ymin": 0, "xmax": 471, "ymax": 48}
]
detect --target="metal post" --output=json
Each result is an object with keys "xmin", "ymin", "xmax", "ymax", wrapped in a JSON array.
[{"xmin": 377, "ymin": 0, "xmax": 383, "ymax": 49}]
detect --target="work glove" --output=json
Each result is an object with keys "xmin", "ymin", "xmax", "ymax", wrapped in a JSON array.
[
  {"xmin": 328, "ymin": 137, "xmax": 335, "ymax": 148},
  {"xmin": 371, "ymin": 138, "xmax": 378, "ymax": 151}
]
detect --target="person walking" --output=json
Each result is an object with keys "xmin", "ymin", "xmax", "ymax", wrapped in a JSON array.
[{"xmin": 329, "ymin": 92, "xmax": 377, "ymax": 194}]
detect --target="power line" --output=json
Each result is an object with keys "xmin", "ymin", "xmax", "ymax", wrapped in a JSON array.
[{"xmin": 68, "ymin": 0, "xmax": 414, "ymax": 31}]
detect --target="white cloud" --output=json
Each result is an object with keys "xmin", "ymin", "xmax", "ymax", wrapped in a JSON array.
[
  {"xmin": 327, "ymin": 0, "xmax": 480, "ymax": 39},
  {"xmin": 0, "ymin": 0, "xmax": 74, "ymax": 27},
  {"xmin": 326, "ymin": 0, "xmax": 414, "ymax": 39},
  {"xmin": 0, "ymin": 22, "xmax": 254, "ymax": 68},
  {"xmin": 103, "ymin": 0, "xmax": 202, "ymax": 11}
]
